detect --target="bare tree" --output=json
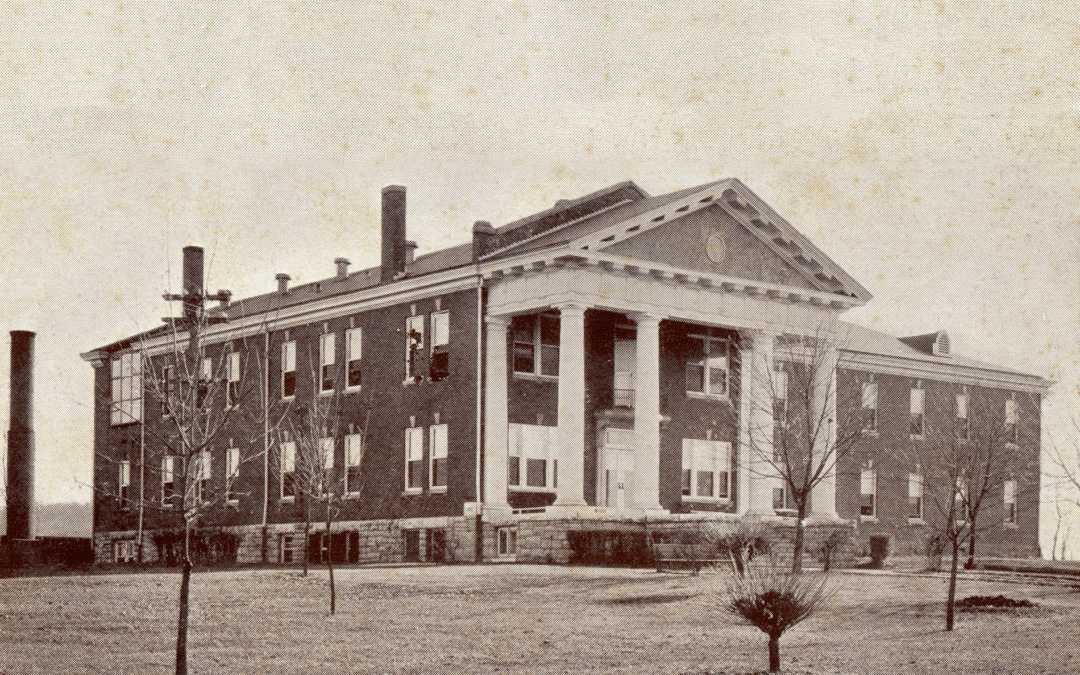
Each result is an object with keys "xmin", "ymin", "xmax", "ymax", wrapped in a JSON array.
[
  {"xmin": 744, "ymin": 327, "xmax": 866, "ymax": 572},
  {"xmin": 900, "ymin": 384, "xmax": 1037, "ymax": 630}
]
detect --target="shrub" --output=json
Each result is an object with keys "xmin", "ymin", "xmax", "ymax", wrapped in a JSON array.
[
  {"xmin": 817, "ymin": 527, "xmax": 853, "ymax": 572},
  {"xmin": 707, "ymin": 520, "xmax": 775, "ymax": 574},
  {"xmin": 922, "ymin": 533, "xmax": 946, "ymax": 572},
  {"xmin": 717, "ymin": 566, "xmax": 832, "ymax": 672},
  {"xmin": 868, "ymin": 535, "xmax": 891, "ymax": 568}
]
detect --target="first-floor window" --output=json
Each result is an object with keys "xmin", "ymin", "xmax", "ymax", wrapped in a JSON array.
[
  {"xmin": 405, "ymin": 426, "xmax": 424, "ymax": 491},
  {"xmin": 119, "ymin": 460, "xmax": 131, "ymax": 505},
  {"xmin": 319, "ymin": 437, "xmax": 334, "ymax": 496},
  {"xmin": 772, "ymin": 486, "xmax": 787, "ymax": 512},
  {"xmin": 162, "ymin": 456, "xmax": 177, "ymax": 506},
  {"xmin": 508, "ymin": 424, "xmax": 556, "ymax": 489},
  {"xmin": 281, "ymin": 439, "xmax": 296, "ymax": 501},
  {"xmin": 860, "ymin": 468, "xmax": 877, "ymax": 517},
  {"xmin": 345, "ymin": 433, "xmax": 364, "ymax": 495},
  {"xmin": 681, "ymin": 439, "xmax": 730, "ymax": 500},
  {"xmin": 498, "ymin": 527, "xmax": 517, "ymax": 557},
  {"xmin": 429, "ymin": 423, "xmax": 448, "ymax": 490},
  {"xmin": 907, "ymin": 472, "xmax": 923, "ymax": 520},
  {"xmin": 196, "ymin": 449, "xmax": 211, "ymax": 503},
  {"xmin": 226, "ymin": 446, "xmax": 240, "ymax": 503},
  {"xmin": 1004, "ymin": 480, "xmax": 1017, "ymax": 524}
]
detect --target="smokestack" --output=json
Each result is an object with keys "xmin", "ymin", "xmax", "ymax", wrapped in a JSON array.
[
  {"xmin": 182, "ymin": 246, "xmax": 204, "ymax": 322},
  {"xmin": 7, "ymin": 331, "xmax": 35, "ymax": 541},
  {"xmin": 276, "ymin": 273, "xmax": 291, "ymax": 295},
  {"xmin": 334, "ymin": 257, "xmax": 351, "ymax": 280},
  {"xmin": 381, "ymin": 185, "xmax": 407, "ymax": 284}
]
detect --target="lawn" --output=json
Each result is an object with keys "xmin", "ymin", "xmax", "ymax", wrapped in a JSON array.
[{"xmin": 0, "ymin": 563, "xmax": 1076, "ymax": 674}]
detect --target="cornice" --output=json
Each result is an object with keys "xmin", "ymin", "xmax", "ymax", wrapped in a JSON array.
[{"xmin": 839, "ymin": 350, "xmax": 1052, "ymax": 395}]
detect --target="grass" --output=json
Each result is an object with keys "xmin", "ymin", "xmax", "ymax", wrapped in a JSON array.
[{"xmin": 0, "ymin": 563, "xmax": 1077, "ymax": 674}]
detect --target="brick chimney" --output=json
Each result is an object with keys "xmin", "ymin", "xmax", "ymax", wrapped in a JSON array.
[
  {"xmin": 472, "ymin": 220, "xmax": 496, "ymax": 260},
  {"xmin": 7, "ymin": 330, "xmax": 35, "ymax": 541},
  {"xmin": 381, "ymin": 185, "xmax": 407, "ymax": 284},
  {"xmin": 335, "ymin": 257, "xmax": 351, "ymax": 280},
  {"xmin": 276, "ymin": 273, "xmax": 291, "ymax": 295}
]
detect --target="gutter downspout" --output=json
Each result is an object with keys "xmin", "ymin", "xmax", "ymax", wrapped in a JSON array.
[
  {"xmin": 137, "ymin": 404, "xmax": 145, "ymax": 562},
  {"xmin": 262, "ymin": 329, "xmax": 270, "ymax": 562},
  {"xmin": 475, "ymin": 271, "xmax": 484, "ymax": 563}
]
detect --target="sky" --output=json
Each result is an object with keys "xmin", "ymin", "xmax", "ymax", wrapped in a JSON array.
[{"xmin": 0, "ymin": 0, "xmax": 1077, "ymax": 552}]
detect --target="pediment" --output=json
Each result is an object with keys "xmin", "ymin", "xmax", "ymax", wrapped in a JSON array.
[{"xmin": 570, "ymin": 179, "xmax": 871, "ymax": 302}]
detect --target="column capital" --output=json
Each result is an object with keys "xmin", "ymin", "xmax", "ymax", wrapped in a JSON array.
[
  {"xmin": 485, "ymin": 314, "xmax": 513, "ymax": 329},
  {"xmin": 628, "ymin": 311, "xmax": 663, "ymax": 327},
  {"xmin": 554, "ymin": 301, "xmax": 588, "ymax": 316}
]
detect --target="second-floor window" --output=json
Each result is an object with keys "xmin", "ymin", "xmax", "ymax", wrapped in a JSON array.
[
  {"xmin": 512, "ymin": 314, "xmax": 560, "ymax": 377},
  {"xmin": 956, "ymin": 392, "xmax": 969, "ymax": 440},
  {"xmin": 430, "ymin": 311, "xmax": 450, "ymax": 382},
  {"xmin": 281, "ymin": 341, "xmax": 296, "ymax": 399},
  {"xmin": 405, "ymin": 426, "xmax": 424, "ymax": 491},
  {"xmin": 320, "ymin": 333, "xmax": 336, "ymax": 394},
  {"xmin": 862, "ymin": 382, "xmax": 878, "ymax": 432},
  {"xmin": 860, "ymin": 468, "xmax": 877, "ymax": 517},
  {"xmin": 686, "ymin": 331, "xmax": 730, "ymax": 398},
  {"xmin": 773, "ymin": 368, "xmax": 788, "ymax": 428},
  {"xmin": 111, "ymin": 351, "xmax": 142, "ymax": 425},
  {"xmin": 909, "ymin": 387, "xmax": 925, "ymax": 437},
  {"xmin": 429, "ymin": 423, "xmax": 448, "ymax": 490},
  {"xmin": 160, "ymin": 365, "xmax": 177, "ymax": 417},
  {"xmin": 346, "ymin": 327, "xmax": 362, "ymax": 389},
  {"xmin": 226, "ymin": 446, "xmax": 240, "ymax": 503}
]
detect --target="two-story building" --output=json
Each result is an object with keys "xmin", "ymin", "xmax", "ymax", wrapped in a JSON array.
[{"xmin": 82, "ymin": 178, "xmax": 1049, "ymax": 565}]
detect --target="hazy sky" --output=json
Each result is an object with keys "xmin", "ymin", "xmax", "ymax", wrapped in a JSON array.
[{"xmin": 1, "ymin": 1, "xmax": 1077, "ymax": 548}]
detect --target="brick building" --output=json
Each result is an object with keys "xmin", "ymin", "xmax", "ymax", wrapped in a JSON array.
[{"xmin": 82, "ymin": 179, "xmax": 1049, "ymax": 565}]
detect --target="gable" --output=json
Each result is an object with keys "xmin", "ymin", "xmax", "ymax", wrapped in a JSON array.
[{"xmin": 603, "ymin": 204, "xmax": 819, "ymax": 291}]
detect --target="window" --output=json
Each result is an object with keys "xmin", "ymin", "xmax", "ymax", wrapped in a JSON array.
[
  {"xmin": 772, "ymin": 486, "xmax": 787, "ymax": 512},
  {"xmin": 1005, "ymin": 399, "xmax": 1018, "ymax": 445},
  {"xmin": 909, "ymin": 387, "xmax": 925, "ymax": 437},
  {"xmin": 508, "ymin": 424, "xmax": 556, "ymax": 489},
  {"xmin": 686, "ymin": 331, "xmax": 730, "ymax": 397},
  {"xmin": 227, "ymin": 351, "xmax": 241, "ymax": 406},
  {"xmin": 907, "ymin": 472, "xmax": 923, "ymax": 520},
  {"xmin": 162, "ymin": 456, "xmax": 177, "ymax": 506},
  {"xmin": 196, "ymin": 357, "xmax": 212, "ymax": 408},
  {"xmin": 954, "ymin": 478, "xmax": 968, "ymax": 521},
  {"xmin": 280, "ymin": 439, "xmax": 296, "ymax": 501},
  {"xmin": 346, "ymin": 327, "xmax": 362, "ymax": 389},
  {"xmin": 429, "ymin": 423, "xmax": 448, "ymax": 490},
  {"xmin": 196, "ymin": 449, "xmax": 211, "ymax": 503},
  {"xmin": 956, "ymin": 392, "xmax": 969, "ymax": 440},
  {"xmin": 320, "ymin": 332, "xmax": 336, "ymax": 394},
  {"xmin": 113, "ymin": 540, "xmax": 136, "ymax": 563},
  {"xmin": 119, "ymin": 460, "xmax": 131, "ymax": 505},
  {"xmin": 345, "ymin": 432, "xmax": 364, "ymax": 495},
  {"xmin": 280, "ymin": 534, "xmax": 294, "ymax": 564},
  {"xmin": 860, "ymin": 468, "xmax": 877, "ymax": 518},
  {"xmin": 430, "ymin": 311, "xmax": 450, "ymax": 382},
  {"xmin": 512, "ymin": 314, "xmax": 560, "ymax": 377},
  {"xmin": 862, "ymin": 382, "xmax": 878, "ymax": 433},
  {"xmin": 160, "ymin": 365, "xmax": 177, "ymax": 417},
  {"xmin": 405, "ymin": 315, "xmax": 425, "ymax": 383},
  {"xmin": 281, "ymin": 341, "xmax": 296, "ymax": 399},
  {"xmin": 111, "ymin": 352, "xmax": 143, "ymax": 425},
  {"xmin": 319, "ymin": 436, "xmax": 334, "ymax": 496},
  {"xmin": 1004, "ymin": 480, "xmax": 1017, "ymax": 524},
  {"xmin": 226, "ymin": 446, "xmax": 240, "ymax": 503},
  {"xmin": 681, "ymin": 439, "xmax": 731, "ymax": 500},
  {"xmin": 498, "ymin": 527, "xmax": 517, "ymax": 557},
  {"xmin": 613, "ymin": 328, "xmax": 636, "ymax": 408},
  {"xmin": 773, "ymin": 368, "xmax": 788, "ymax": 428},
  {"xmin": 405, "ymin": 426, "xmax": 424, "ymax": 491}
]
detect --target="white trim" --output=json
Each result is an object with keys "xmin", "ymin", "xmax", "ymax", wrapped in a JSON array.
[{"xmin": 840, "ymin": 350, "xmax": 1050, "ymax": 394}]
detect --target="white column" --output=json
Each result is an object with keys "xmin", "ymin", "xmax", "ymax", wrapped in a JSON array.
[
  {"xmin": 553, "ymin": 302, "xmax": 587, "ymax": 507},
  {"xmin": 631, "ymin": 312, "xmax": 664, "ymax": 512},
  {"xmin": 808, "ymin": 343, "xmax": 840, "ymax": 521},
  {"xmin": 744, "ymin": 330, "xmax": 776, "ymax": 516},
  {"xmin": 483, "ymin": 315, "xmax": 511, "ymax": 510}
]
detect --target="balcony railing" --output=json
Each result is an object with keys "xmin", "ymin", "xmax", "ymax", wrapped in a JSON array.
[{"xmin": 614, "ymin": 389, "xmax": 635, "ymax": 409}]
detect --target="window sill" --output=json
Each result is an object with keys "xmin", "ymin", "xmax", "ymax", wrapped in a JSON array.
[
  {"xmin": 280, "ymin": 496, "xmax": 295, "ymax": 504},
  {"xmin": 403, "ymin": 488, "xmax": 423, "ymax": 496},
  {"xmin": 402, "ymin": 378, "xmax": 424, "ymax": 387},
  {"xmin": 907, "ymin": 518, "xmax": 925, "ymax": 525},
  {"xmin": 318, "ymin": 390, "xmax": 335, "ymax": 397},
  {"xmin": 909, "ymin": 434, "xmax": 924, "ymax": 441},
  {"xmin": 1004, "ymin": 521, "xmax": 1019, "ymax": 529},
  {"xmin": 345, "ymin": 491, "xmax": 362, "ymax": 498},
  {"xmin": 1005, "ymin": 443, "xmax": 1019, "ymax": 450},
  {"xmin": 512, "ymin": 372, "xmax": 558, "ymax": 383},
  {"xmin": 863, "ymin": 430, "xmax": 879, "ymax": 438},
  {"xmin": 429, "ymin": 486, "xmax": 447, "ymax": 494},
  {"xmin": 345, "ymin": 386, "xmax": 362, "ymax": 394},
  {"xmin": 681, "ymin": 496, "xmax": 732, "ymax": 505},
  {"xmin": 509, "ymin": 485, "xmax": 556, "ymax": 493},
  {"xmin": 859, "ymin": 515, "xmax": 879, "ymax": 523},
  {"xmin": 226, "ymin": 499, "xmax": 239, "ymax": 507},
  {"xmin": 281, "ymin": 396, "xmax": 296, "ymax": 403},
  {"xmin": 685, "ymin": 391, "xmax": 731, "ymax": 403}
]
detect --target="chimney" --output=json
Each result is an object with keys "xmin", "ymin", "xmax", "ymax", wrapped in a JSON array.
[
  {"xmin": 7, "ymin": 330, "xmax": 35, "ymax": 541},
  {"xmin": 472, "ymin": 220, "xmax": 496, "ymax": 260},
  {"xmin": 405, "ymin": 240, "xmax": 418, "ymax": 265},
  {"xmin": 276, "ymin": 273, "xmax": 291, "ymax": 295},
  {"xmin": 381, "ymin": 185, "xmax": 407, "ymax": 283},
  {"xmin": 182, "ymin": 246, "xmax": 204, "ymax": 322},
  {"xmin": 335, "ymin": 257, "xmax": 351, "ymax": 280}
]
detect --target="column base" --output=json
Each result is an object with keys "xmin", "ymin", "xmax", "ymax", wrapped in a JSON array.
[{"xmin": 805, "ymin": 512, "xmax": 845, "ymax": 524}]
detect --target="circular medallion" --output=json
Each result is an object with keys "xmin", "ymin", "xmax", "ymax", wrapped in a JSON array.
[{"xmin": 705, "ymin": 233, "xmax": 727, "ymax": 264}]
